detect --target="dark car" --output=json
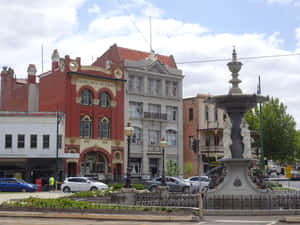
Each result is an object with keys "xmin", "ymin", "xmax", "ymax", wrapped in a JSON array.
[
  {"xmin": 144, "ymin": 176, "xmax": 190, "ymax": 193},
  {"xmin": 0, "ymin": 178, "xmax": 37, "ymax": 192}
]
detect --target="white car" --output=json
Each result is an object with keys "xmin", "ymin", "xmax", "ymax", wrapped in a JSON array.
[
  {"xmin": 184, "ymin": 176, "xmax": 210, "ymax": 193},
  {"xmin": 61, "ymin": 177, "xmax": 108, "ymax": 192}
]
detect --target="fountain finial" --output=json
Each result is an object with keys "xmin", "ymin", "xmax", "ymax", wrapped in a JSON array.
[
  {"xmin": 232, "ymin": 46, "xmax": 237, "ymax": 62},
  {"xmin": 227, "ymin": 47, "xmax": 243, "ymax": 94}
]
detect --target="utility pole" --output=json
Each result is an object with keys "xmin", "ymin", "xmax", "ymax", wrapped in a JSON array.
[{"xmin": 257, "ymin": 76, "xmax": 264, "ymax": 173}]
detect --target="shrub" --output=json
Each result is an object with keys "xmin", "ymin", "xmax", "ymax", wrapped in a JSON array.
[
  {"xmin": 108, "ymin": 183, "xmax": 124, "ymax": 190},
  {"xmin": 133, "ymin": 184, "xmax": 144, "ymax": 190}
]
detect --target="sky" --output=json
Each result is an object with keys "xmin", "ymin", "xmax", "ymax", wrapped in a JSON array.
[{"xmin": 1, "ymin": 0, "xmax": 300, "ymax": 128}]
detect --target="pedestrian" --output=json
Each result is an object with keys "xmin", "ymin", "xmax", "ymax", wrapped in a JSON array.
[{"xmin": 49, "ymin": 176, "xmax": 55, "ymax": 192}]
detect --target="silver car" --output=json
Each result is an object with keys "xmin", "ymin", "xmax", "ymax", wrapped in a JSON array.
[
  {"xmin": 61, "ymin": 177, "xmax": 108, "ymax": 192},
  {"xmin": 184, "ymin": 176, "xmax": 210, "ymax": 193}
]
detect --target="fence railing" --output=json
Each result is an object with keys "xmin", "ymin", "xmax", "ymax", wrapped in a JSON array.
[{"xmin": 72, "ymin": 191, "xmax": 300, "ymax": 209}]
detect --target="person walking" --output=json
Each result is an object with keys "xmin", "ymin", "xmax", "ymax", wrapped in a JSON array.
[{"xmin": 49, "ymin": 176, "xmax": 55, "ymax": 192}]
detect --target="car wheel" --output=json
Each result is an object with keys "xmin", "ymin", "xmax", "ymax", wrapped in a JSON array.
[
  {"xmin": 150, "ymin": 186, "xmax": 157, "ymax": 192},
  {"xmin": 21, "ymin": 188, "xmax": 27, "ymax": 192},
  {"xmin": 63, "ymin": 187, "xmax": 71, "ymax": 193},
  {"xmin": 90, "ymin": 187, "xmax": 98, "ymax": 191},
  {"xmin": 183, "ymin": 187, "xmax": 190, "ymax": 193}
]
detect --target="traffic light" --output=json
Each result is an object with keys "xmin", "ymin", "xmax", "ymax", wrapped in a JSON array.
[{"xmin": 192, "ymin": 139, "xmax": 197, "ymax": 152}]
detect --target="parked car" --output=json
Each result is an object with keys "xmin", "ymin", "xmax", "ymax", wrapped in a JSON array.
[
  {"xmin": 61, "ymin": 177, "xmax": 108, "ymax": 192},
  {"xmin": 0, "ymin": 178, "xmax": 37, "ymax": 192},
  {"xmin": 144, "ymin": 176, "xmax": 190, "ymax": 193},
  {"xmin": 184, "ymin": 176, "xmax": 210, "ymax": 193}
]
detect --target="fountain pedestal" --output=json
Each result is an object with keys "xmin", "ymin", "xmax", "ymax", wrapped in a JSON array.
[
  {"xmin": 206, "ymin": 159, "xmax": 268, "ymax": 196},
  {"xmin": 205, "ymin": 48, "xmax": 269, "ymax": 197}
]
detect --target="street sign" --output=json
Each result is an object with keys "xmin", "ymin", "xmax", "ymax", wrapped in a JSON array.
[{"xmin": 285, "ymin": 165, "xmax": 292, "ymax": 178}]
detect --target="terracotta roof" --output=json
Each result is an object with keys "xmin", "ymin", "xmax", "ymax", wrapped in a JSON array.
[{"xmin": 117, "ymin": 46, "xmax": 176, "ymax": 68}]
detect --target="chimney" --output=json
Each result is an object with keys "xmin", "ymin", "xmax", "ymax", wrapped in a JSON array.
[
  {"xmin": 27, "ymin": 64, "xmax": 37, "ymax": 83},
  {"xmin": 51, "ymin": 49, "xmax": 60, "ymax": 71}
]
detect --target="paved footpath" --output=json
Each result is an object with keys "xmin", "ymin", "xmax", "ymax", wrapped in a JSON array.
[
  {"xmin": 0, "ymin": 191, "xmax": 72, "ymax": 204},
  {"xmin": 0, "ymin": 215, "xmax": 290, "ymax": 225}
]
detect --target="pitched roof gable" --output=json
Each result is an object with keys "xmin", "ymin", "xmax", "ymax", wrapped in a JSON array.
[{"xmin": 117, "ymin": 46, "xmax": 176, "ymax": 68}]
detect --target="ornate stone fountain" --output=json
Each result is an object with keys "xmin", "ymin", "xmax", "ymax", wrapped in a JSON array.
[{"xmin": 206, "ymin": 48, "xmax": 268, "ymax": 196}]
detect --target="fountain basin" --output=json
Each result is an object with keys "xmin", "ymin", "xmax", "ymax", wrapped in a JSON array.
[{"xmin": 206, "ymin": 159, "xmax": 269, "ymax": 196}]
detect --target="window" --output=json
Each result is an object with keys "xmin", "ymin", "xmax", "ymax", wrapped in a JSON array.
[
  {"xmin": 149, "ymin": 104, "xmax": 161, "ymax": 113},
  {"xmin": 149, "ymin": 130, "xmax": 160, "ymax": 145},
  {"xmin": 132, "ymin": 127, "xmax": 142, "ymax": 144},
  {"xmin": 81, "ymin": 89, "xmax": 92, "ymax": 105},
  {"xmin": 189, "ymin": 108, "xmax": 193, "ymax": 121},
  {"xmin": 5, "ymin": 134, "xmax": 12, "ymax": 148},
  {"xmin": 129, "ymin": 75, "xmax": 143, "ymax": 93},
  {"xmin": 43, "ymin": 135, "xmax": 50, "ymax": 148},
  {"xmin": 166, "ymin": 130, "xmax": 177, "ymax": 146},
  {"xmin": 129, "ymin": 102, "xmax": 143, "ymax": 118},
  {"xmin": 166, "ymin": 106, "xmax": 177, "ymax": 121},
  {"xmin": 99, "ymin": 92, "xmax": 110, "ymax": 108},
  {"xmin": 165, "ymin": 80, "xmax": 178, "ymax": 97},
  {"xmin": 214, "ymin": 135, "xmax": 219, "ymax": 146},
  {"xmin": 205, "ymin": 135, "xmax": 210, "ymax": 146},
  {"xmin": 189, "ymin": 136, "xmax": 194, "ymax": 148},
  {"xmin": 205, "ymin": 105, "xmax": 209, "ymax": 121},
  {"xmin": 129, "ymin": 158, "xmax": 142, "ymax": 175},
  {"xmin": 30, "ymin": 135, "xmax": 37, "ymax": 148},
  {"xmin": 58, "ymin": 134, "xmax": 62, "ymax": 149},
  {"xmin": 214, "ymin": 107, "xmax": 218, "ymax": 121},
  {"xmin": 17, "ymin": 134, "xmax": 25, "ymax": 148},
  {"xmin": 148, "ymin": 78, "xmax": 161, "ymax": 96},
  {"xmin": 80, "ymin": 115, "xmax": 93, "ymax": 138},
  {"xmin": 98, "ymin": 117, "xmax": 110, "ymax": 138}
]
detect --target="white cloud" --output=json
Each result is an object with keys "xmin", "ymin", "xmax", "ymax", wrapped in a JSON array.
[
  {"xmin": 88, "ymin": 4, "xmax": 101, "ymax": 14},
  {"xmin": 266, "ymin": 0, "xmax": 300, "ymax": 6},
  {"xmin": 1, "ymin": 0, "xmax": 300, "ymax": 129}
]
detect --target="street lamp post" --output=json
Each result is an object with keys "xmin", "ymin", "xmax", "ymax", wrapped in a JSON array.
[
  {"xmin": 55, "ymin": 106, "xmax": 63, "ymax": 190},
  {"xmin": 257, "ymin": 76, "xmax": 264, "ymax": 173},
  {"xmin": 160, "ymin": 137, "xmax": 167, "ymax": 186},
  {"xmin": 125, "ymin": 122, "xmax": 134, "ymax": 188},
  {"xmin": 197, "ymin": 133, "xmax": 203, "ymax": 218}
]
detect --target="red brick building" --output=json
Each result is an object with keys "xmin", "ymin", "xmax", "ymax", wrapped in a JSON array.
[{"xmin": 1, "ymin": 49, "xmax": 126, "ymax": 181}]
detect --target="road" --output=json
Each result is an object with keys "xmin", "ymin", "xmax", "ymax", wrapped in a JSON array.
[{"xmin": 0, "ymin": 216, "xmax": 286, "ymax": 225}]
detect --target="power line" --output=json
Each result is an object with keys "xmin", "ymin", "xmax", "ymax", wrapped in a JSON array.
[
  {"xmin": 117, "ymin": 0, "xmax": 149, "ymax": 45},
  {"xmin": 177, "ymin": 52, "xmax": 300, "ymax": 64}
]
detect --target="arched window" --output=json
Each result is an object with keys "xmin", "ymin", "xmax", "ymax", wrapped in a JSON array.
[
  {"xmin": 214, "ymin": 107, "xmax": 218, "ymax": 121},
  {"xmin": 98, "ymin": 117, "xmax": 110, "ymax": 138},
  {"xmin": 166, "ymin": 130, "xmax": 177, "ymax": 146},
  {"xmin": 81, "ymin": 89, "xmax": 92, "ymax": 105},
  {"xmin": 80, "ymin": 115, "xmax": 92, "ymax": 137},
  {"xmin": 99, "ymin": 92, "xmax": 110, "ymax": 108},
  {"xmin": 205, "ymin": 105, "xmax": 209, "ymax": 121}
]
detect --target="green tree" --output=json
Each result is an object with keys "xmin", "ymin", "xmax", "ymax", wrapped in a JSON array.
[
  {"xmin": 166, "ymin": 160, "xmax": 180, "ymax": 176},
  {"xmin": 244, "ymin": 97, "xmax": 299, "ymax": 163},
  {"xmin": 184, "ymin": 162, "xmax": 193, "ymax": 178}
]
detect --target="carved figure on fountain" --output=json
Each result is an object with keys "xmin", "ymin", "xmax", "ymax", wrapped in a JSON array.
[
  {"xmin": 241, "ymin": 119, "xmax": 252, "ymax": 159},
  {"xmin": 223, "ymin": 117, "xmax": 232, "ymax": 159}
]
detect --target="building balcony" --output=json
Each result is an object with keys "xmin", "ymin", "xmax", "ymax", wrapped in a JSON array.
[
  {"xmin": 200, "ymin": 145, "xmax": 224, "ymax": 154},
  {"xmin": 144, "ymin": 112, "xmax": 167, "ymax": 120},
  {"xmin": 147, "ymin": 145, "xmax": 162, "ymax": 154}
]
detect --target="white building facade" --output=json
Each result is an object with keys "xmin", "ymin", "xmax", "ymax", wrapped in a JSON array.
[
  {"xmin": 124, "ymin": 56, "xmax": 184, "ymax": 179},
  {"xmin": 0, "ymin": 112, "xmax": 79, "ymax": 182}
]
